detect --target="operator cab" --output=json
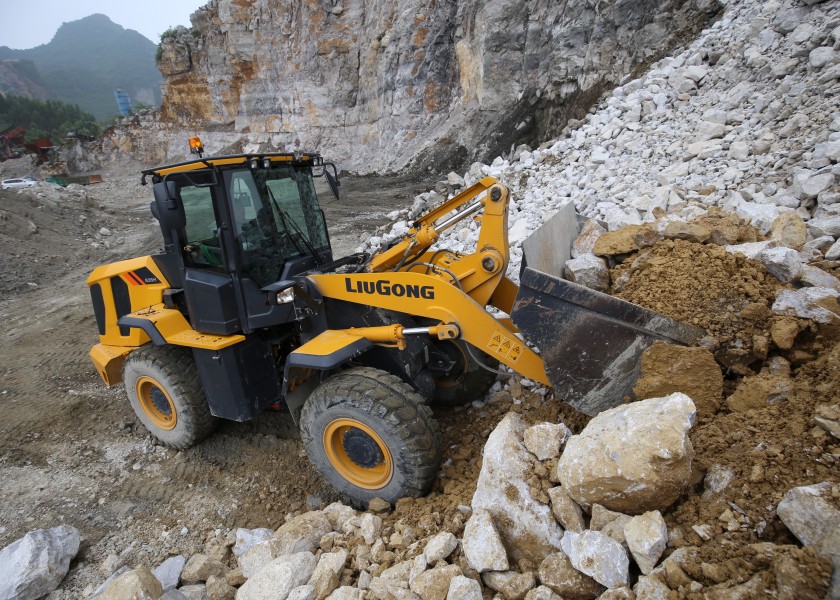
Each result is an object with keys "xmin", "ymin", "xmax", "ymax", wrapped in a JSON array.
[{"xmin": 144, "ymin": 142, "xmax": 339, "ymax": 336}]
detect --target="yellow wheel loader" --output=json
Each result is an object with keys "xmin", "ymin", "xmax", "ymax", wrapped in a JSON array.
[{"xmin": 87, "ymin": 142, "xmax": 700, "ymax": 505}]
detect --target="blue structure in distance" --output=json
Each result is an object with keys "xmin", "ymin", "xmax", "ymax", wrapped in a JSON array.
[{"xmin": 114, "ymin": 90, "xmax": 133, "ymax": 116}]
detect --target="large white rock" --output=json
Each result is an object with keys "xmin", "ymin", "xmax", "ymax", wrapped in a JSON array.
[
  {"xmin": 759, "ymin": 247, "xmax": 802, "ymax": 283},
  {"xmin": 237, "ymin": 552, "xmax": 318, "ymax": 600},
  {"xmin": 537, "ymin": 552, "xmax": 603, "ymax": 600},
  {"xmin": 773, "ymin": 287, "xmax": 840, "ymax": 324},
  {"xmin": 322, "ymin": 503, "xmax": 357, "ymax": 531},
  {"xmin": 446, "ymin": 576, "xmax": 482, "ymax": 600},
  {"xmin": 523, "ymin": 422, "xmax": 572, "ymax": 461},
  {"xmin": 423, "ymin": 532, "xmax": 458, "ymax": 565},
  {"xmin": 724, "ymin": 240, "xmax": 776, "ymax": 260},
  {"xmin": 94, "ymin": 568, "xmax": 163, "ymax": 600},
  {"xmin": 799, "ymin": 265, "xmax": 840, "ymax": 291},
  {"xmin": 547, "ymin": 486, "xmax": 585, "ymax": 533},
  {"xmin": 461, "ymin": 509, "xmax": 509, "ymax": 573},
  {"xmin": 523, "ymin": 585, "xmax": 561, "ymax": 600},
  {"xmin": 234, "ymin": 528, "xmax": 274, "ymax": 557},
  {"xmin": 481, "ymin": 571, "xmax": 537, "ymax": 600},
  {"xmin": 777, "ymin": 482, "xmax": 840, "ymax": 596},
  {"xmin": 0, "ymin": 525, "xmax": 80, "ymax": 600},
  {"xmin": 325, "ymin": 587, "xmax": 364, "ymax": 600},
  {"xmin": 472, "ymin": 413, "xmax": 564, "ymax": 562},
  {"xmin": 153, "ymin": 555, "xmax": 186, "ymax": 592},
  {"xmin": 560, "ymin": 530, "xmax": 629, "ymax": 589},
  {"xmin": 309, "ymin": 549, "xmax": 348, "ymax": 600},
  {"xmin": 410, "ymin": 564, "xmax": 462, "ymax": 600},
  {"xmin": 556, "ymin": 394, "xmax": 696, "ymax": 514},
  {"xmin": 275, "ymin": 512, "xmax": 333, "ymax": 554},
  {"xmin": 564, "ymin": 254, "xmax": 610, "ymax": 293},
  {"xmin": 623, "ymin": 511, "xmax": 668, "ymax": 575},
  {"xmin": 571, "ymin": 219, "xmax": 606, "ymax": 258}
]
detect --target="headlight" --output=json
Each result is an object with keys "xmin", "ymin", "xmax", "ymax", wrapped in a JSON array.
[{"xmin": 276, "ymin": 288, "xmax": 295, "ymax": 304}]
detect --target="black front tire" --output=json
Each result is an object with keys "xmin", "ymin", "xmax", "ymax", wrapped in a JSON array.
[
  {"xmin": 123, "ymin": 345, "xmax": 218, "ymax": 450},
  {"xmin": 300, "ymin": 367, "xmax": 441, "ymax": 506}
]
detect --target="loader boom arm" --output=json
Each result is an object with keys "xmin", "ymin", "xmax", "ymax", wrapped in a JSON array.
[{"xmin": 305, "ymin": 176, "xmax": 550, "ymax": 386}]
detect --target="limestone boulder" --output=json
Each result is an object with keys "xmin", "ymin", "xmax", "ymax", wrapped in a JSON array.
[
  {"xmin": 0, "ymin": 525, "xmax": 80, "ymax": 600},
  {"xmin": 446, "ymin": 576, "xmax": 482, "ymax": 600},
  {"xmin": 557, "ymin": 394, "xmax": 696, "ymax": 513},
  {"xmin": 523, "ymin": 422, "xmax": 572, "ymax": 461},
  {"xmin": 623, "ymin": 511, "xmax": 668, "ymax": 575},
  {"xmin": 773, "ymin": 288, "xmax": 840, "ymax": 324},
  {"xmin": 523, "ymin": 585, "xmax": 561, "ymax": 600},
  {"xmin": 95, "ymin": 568, "xmax": 163, "ymax": 600},
  {"xmin": 571, "ymin": 219, "xmax": 606, "ymax": 258},
  {"xmin": 309, "ymin": 549, "xmax": 348, "ymax": 600},
  {"xmin": 472, "ymin": 413, "xmax": 564, "ymax": 562},
  {"xmin": 154, "ymin": 555, "xmax": 186, "ymax": 592},
  {"xmin": 565, "ymin": 254, "xmax": 610, "ymax": 292},
  {"xmin": 777, "ymin": 482, "xmax": 840, "ymax": 596},
  {"xmin": 423, "ymin": 532, "xmax": 458, "ymax": 565},
  {"xmin": 326, "ymin": 587, "xmax": 364, "ymax": 600},
  {"xmin": 461, "ymin": 509, "xmax": 509, "ymax": 573},
  {"xmin": 234, "ymin": 528, "xmax": 274, "ymax": 557},
  {"xmin": 410, "ymin": 564, "xmax": 462, "ymax": 600},
  {"xmin": 481, "ymin": 571, "xmax": 536, "ymax": 600},
  {"xmin": 237, "ymin": 552, "xmax": 318, "ymax": 600},
  {"xmin": 275, "ymin": 511, "xmax": 333, "ymax": 554},
  {"xmin": 546, "ymin": 486, "xmax": 585, "ymax": 533},
  {"xmin": 537, "ymin": 552, "xmax": 604, "ymax": 600},
  {"xmin": 759, "ymin": 247, "xmax": 802, "ymax": 283},
  {"xmin": 560, "ymin": 530, "xmax": 629, "ymax": 589}
]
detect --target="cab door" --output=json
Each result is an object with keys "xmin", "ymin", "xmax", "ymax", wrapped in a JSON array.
[{"xmin": 176, "ymin": 173, "xmax": 241, "ymax": 335}]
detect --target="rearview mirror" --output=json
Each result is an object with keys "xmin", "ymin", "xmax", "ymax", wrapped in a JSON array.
[{"xmin": 314, "ymin": 162, "xmax": 340, "ymax": 201}]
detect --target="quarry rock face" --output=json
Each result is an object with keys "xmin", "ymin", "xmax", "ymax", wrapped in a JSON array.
[{"xmin": 131, "ymin": 0, "xmax": 718, "ymax": 173}]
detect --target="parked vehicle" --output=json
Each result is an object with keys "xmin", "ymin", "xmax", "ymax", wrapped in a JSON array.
[{"xmin": 1, "ymin": 177, "xmax": 37, "ymax": 190}]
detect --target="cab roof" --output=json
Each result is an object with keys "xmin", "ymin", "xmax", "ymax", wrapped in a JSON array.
[{"xmin": 141, "ymin": 152, "xmax": 323, "ymax": 179}]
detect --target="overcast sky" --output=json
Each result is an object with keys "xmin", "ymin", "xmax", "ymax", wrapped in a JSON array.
[{"xmin": 0, "ymin": 0, "xmax": 208, "ymax": 49}]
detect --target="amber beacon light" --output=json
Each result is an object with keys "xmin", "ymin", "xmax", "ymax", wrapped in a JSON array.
[{"xmin": 188, "ymin": 136, "xmax": 204, "ymax": 157}]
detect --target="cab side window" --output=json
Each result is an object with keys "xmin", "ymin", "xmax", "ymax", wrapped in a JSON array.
[{"xmin": 180, "ymin": 184, "xmax": 223, "ymax": 269}]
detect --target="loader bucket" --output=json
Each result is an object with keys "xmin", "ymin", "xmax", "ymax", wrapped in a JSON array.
[{"xmin": 510, "ymin": 205, "xmax": 704, "ymax": 416}]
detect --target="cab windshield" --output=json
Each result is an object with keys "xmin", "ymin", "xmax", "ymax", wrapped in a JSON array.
[{"xmin": 226, "ymin": 164, "xmax": 329, "ymax": 285}]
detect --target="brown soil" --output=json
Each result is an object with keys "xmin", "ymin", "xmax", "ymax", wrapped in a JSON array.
[{"xmin": 613, "ymin": 238, "xmax": 789, "ymax": 374}]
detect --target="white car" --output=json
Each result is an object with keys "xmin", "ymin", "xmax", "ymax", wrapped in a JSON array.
[{"xmin": 1, "ymin": 177, "xmax": 37, "ymax": 190}]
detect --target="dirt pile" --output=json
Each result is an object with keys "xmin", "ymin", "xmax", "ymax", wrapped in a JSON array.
[{"xmin": 613, "ymin": 237, "xmax": 785, "ymax": 375}]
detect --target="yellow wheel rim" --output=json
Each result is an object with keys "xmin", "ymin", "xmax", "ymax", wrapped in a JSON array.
[
  {"xmin": 323, "ymin": 418, "xmax": 393, "ymax": 489},
  {"xmin": 136, "ymin": 376, "xmax": 177, "ymax": 431}
]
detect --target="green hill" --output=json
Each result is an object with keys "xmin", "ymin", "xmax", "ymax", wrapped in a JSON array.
[{"xmin": 0, "ymin": 14, "xmax": 162, "ymax": 122}]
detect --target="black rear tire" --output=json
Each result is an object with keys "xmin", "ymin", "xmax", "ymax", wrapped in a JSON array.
[
  {"xmin": 300, "ymin": 367, "xmax": 441, "ymax": 506},
  {"xmin": 432, "ymin": 339, "xmax": 499, "ymax": 406},
  {"xmin": 123, "ymin": 345, "xmax": 218, "ymax": 450}
]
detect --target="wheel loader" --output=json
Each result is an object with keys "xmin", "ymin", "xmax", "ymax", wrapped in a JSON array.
[{"xmin": 87, "ymin": 140, "xmax": 700, "ymax": 505}]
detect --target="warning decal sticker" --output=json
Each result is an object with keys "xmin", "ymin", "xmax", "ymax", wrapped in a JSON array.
[{"xmin": 487, "ymin": 330, "xmax": 523, "ymax": 362}]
